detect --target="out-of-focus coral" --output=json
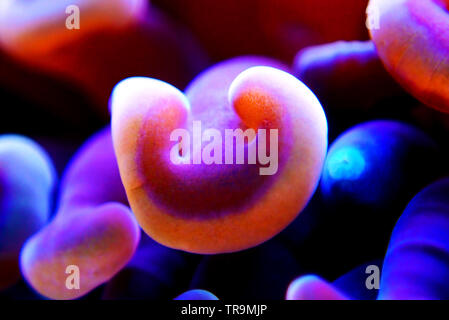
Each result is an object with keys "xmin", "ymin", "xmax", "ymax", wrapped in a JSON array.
[
  {"xmin": 20, "ymin": 128, "xmax": 140, "ymax": 299},
  {"xmin": 0, "ymin": 135, "xmax": 56, "ymax": 290},
  {"xmin": 288, "ymin": 120, "xmax": 443, "ymax": 280},
  {"xmin": 294, "ymin": 41, "xmax": 405, "ymax": 111},
  {"xmin": 175, "ymin": 289, "xmax": 218, "ymax": 301},
  {"xmin": 286, "ymin": 275, "xmax": 348, "ymax": 300},
  {"xmin": 380, "ymin": 177, "xmax": 449, "ymax": 300},
  {"xmin": 369, "ymin": 0, "xmax": 449, "ymax": 113},
  {"xmin": 0, "ymin": 0, "xmax": 207, "ymax": 117},
  {"xmin": 288, "ymin": 177, "xmax": 449, "ymax": 300}
]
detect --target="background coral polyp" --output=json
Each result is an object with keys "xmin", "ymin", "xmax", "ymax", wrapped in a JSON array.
[
  {"xmin": 175, "ymin": 289, "xmax": 219, "ymax": 301},
  {"xmin": 368, "ymin": 0, "xmax": 449, "ymax": 113},
  {"xmin": 111, "ymin": 58, "xmax": 328, "ymax": 254},
  {"xmin": 286, "ymin": 275, "xmax": 348, "ymax": 300},
  {"xmin": 287, "ymin": 178, "xmax": 449, "ymax": 301},
  {"xmin": 20, "ymin": 129, "xmax": 141, "ymax": 300},
  {"xmin": 0, "ymin": 135, "xmax": 56, "ymax": 290},
  {"xmin": 379, "ymin": 178, "xmax": 449, "ymax": 300},
  {"xmin": 0, "ymin": 0, "xmax": 205, "ymax": 116}
]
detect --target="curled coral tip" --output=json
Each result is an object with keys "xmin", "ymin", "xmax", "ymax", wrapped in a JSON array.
[
  {"xmin": 110, "ymin": 76, "xmax": 190, "ymax": 121},
  {"xmin": 111, "ymin": 77, "xmax": 191, "ymax": 190},
  {"xmin": 229, "ymin": 66, "xmax": 326, "ymax": 130}
]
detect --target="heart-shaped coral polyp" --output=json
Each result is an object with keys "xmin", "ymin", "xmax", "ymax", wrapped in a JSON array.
[{"xmin": 111, "ymin": 59, "xmax": 327, "ymax": 254}]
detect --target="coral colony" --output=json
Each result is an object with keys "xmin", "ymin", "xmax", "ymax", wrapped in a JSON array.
[{"xmin": 1, "ymin": 0, "xmax": 449, "ymax": 302}]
